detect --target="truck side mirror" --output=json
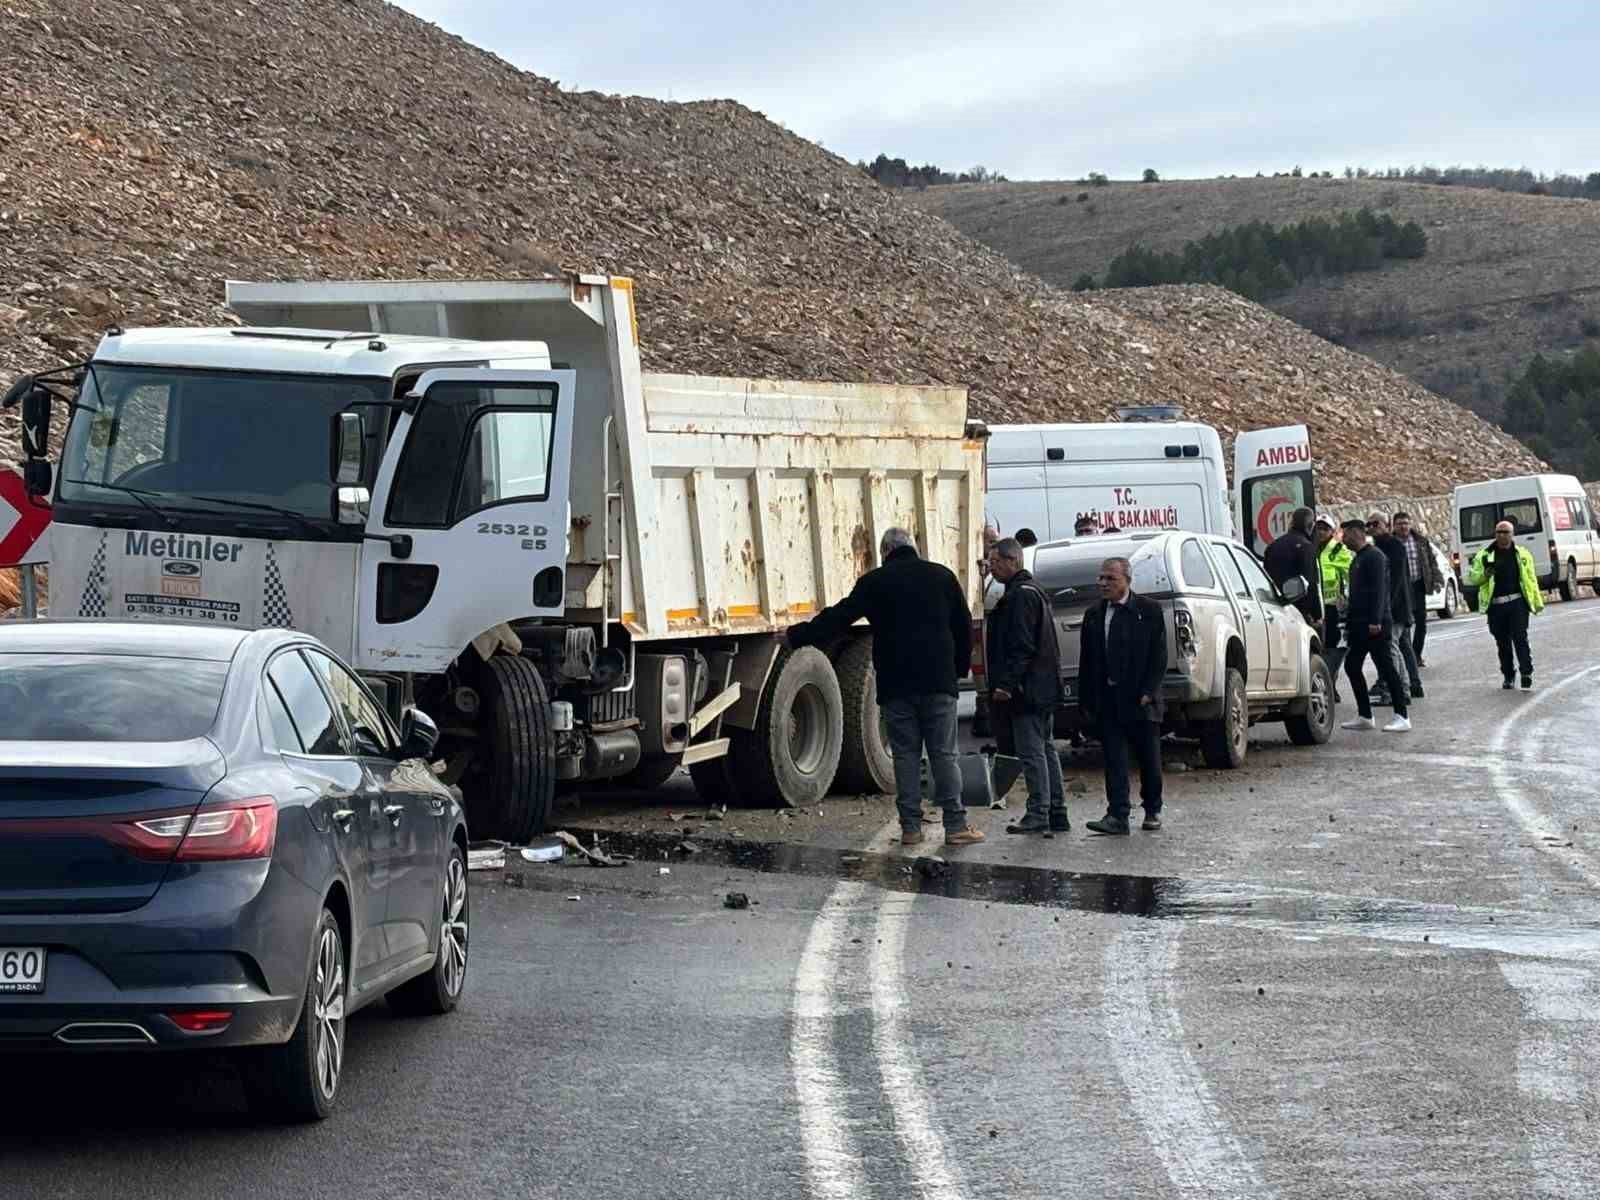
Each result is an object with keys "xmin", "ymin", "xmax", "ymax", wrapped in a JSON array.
[
  {"xmin": 22, "ymin": 459, "xmax": 52, "ymax": 498},
  {"xmin": 336, "ymin": 485, "xmax": 371, "ymax": 526},
  {"xmin": 333, "ymin": 410, "xmax": 365, "ymax": 486},
  {"xmin": 20, "ymin": 385, "xmax": 52, "ymax": 459}
]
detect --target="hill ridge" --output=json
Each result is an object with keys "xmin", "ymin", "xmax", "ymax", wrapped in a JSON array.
[{"xmin": 0, "ymin": 0, "xmax": 1541, "ymax": 500}]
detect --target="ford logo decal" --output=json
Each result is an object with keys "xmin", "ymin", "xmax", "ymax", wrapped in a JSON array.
[{"xmin": 163, "ymin": 561, "xmax": 201, "ymax": 577}]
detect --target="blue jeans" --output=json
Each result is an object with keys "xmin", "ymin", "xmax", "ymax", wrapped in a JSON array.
[
  {"xmin": 1011, "ymin": 706, "xmax": 1067, "ymax": 821},
  {"xmin": 882, "ymin": 694, "xmax": 964, "ymax": 833}
]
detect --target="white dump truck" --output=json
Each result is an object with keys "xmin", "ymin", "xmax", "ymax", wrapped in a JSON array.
[{"xmin": 3, "ymin": 276, "xmax": 987, "ymax": 840}]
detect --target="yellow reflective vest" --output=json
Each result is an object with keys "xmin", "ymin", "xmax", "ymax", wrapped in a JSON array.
[
  {"xmin": 1318, "ymin": 539, "xmax": 1352, "ymax": 605},
  {"xmin": 1465, "ymin": 544, "xmax": 1545, "ymax": 614}
]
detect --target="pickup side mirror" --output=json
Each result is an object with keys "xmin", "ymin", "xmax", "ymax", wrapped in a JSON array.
[
  {"xmin": 399, "ymin": 706, "xmax": 440, "ymax": 760},
  {"xmin": 332, "ymin": 410, "xmax": 365, "ymax": 486},
  {"xmin": 1279, "ymin": 575, "xmax": 1308, "ymax": 603}
]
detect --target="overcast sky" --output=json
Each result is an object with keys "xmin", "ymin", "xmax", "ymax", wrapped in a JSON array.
[{"xmin": 394, "ymin": 1, "xmax": 1598, "ymax": 181}]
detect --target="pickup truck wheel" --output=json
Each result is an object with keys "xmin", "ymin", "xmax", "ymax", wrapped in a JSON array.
[
  {"xmin": 832, "ymin": 637, "xmax": 895, "ymax": 795},
  {"xmin": 465, "ymin": 655, "xmax": 554, "ymax": 843},
  {"xmin": 1286, "ymin": 655, "xmax": 1335, "ymax": 746},
  {"xmin": 1560, "ymin": 560, "xmax": 1579, "ymax": 602},
  {"xmin": 1439, "ymin": 578, "xmax": 1458, "ymax": 619},
  {"xmin": 1200, "ymin": 668, "xmax": 1248, "ymax": 769},
  {"xmin": 732, "ymin": 647, "xmax": 843, "ymax": 808}
]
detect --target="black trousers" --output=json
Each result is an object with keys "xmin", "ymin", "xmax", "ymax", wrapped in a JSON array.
[
  {"xmin": 1411, "ymin": 580, "xmax": 1429, "ymax": 659},
  {"xmin": 1487, "ymin": 598, "xmax": 1533, "ymax": 679},
  {"xmin": 1344, "ymin": 624, "xmax": 1408, "ymax": 719},
  {"xmin": 1099, "ymin": 705, "xmax": 1163, "ymax": 820}
]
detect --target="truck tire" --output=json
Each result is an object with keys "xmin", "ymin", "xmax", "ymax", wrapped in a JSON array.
[
  {"xmin": 467, "ymin": 655, "xmax": 554, "ymax": 843},
  {"xmin": 1199, "ymin": 667, "xmax": 1248, "ymax": 769},
  {"xmin": 688, "ymin": 752, "xmax": 740, "ymax": 808},
  {"xmin": 732, "ymin": 646, "xmax": 843, "ymax": 808},
  {"xmin": 616, "ymin": 753, "xmax": 683, "ymax": 792},
  {"xmin": 1286, "ymin": 655, "xmax": 1335, "ymax": 746},
  {"xmin": 832, "ymin": 636, "xmax": 895, "ymax": 796}
]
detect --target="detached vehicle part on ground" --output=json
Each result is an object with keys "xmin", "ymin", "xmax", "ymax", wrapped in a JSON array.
[
  {"xmin": 3, "ymin": 276, "xmax": 987, "ymax": 839},
  {"xmin": 1028, "ymin": 531, "xmax": 1336, "ymax": 767}
]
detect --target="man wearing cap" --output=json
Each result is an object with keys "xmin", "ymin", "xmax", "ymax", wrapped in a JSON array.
[
  {"xmin": 1314, "ymin": 513, "xmax": 1352, "ymax": 696},
  {"xmin": 1464, "ymin": 520, "xmax": 1544, "ymax": 689},
  {"xmin": 1338, "ymin": 519, "xmax": 1411, "ymax": 733}
]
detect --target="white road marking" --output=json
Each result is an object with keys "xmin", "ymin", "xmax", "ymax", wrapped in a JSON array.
[
  {"xmin": 791, "ymin": 881, "xmax": 871, "ymax": 1200},
  {"xmin": 1486, "ymin": 664, "xmax": 1600, "ymax": 890},
  {"xmin": 1102, "ymin": 926, "xmax": 1267, "ymax": 1199},
  {"xmin": 868, "ymin": 891, "xmax": 967, "ymax": 1200},
  {"xmin": 1498, "ymin": 960, "xmax": 1600, "ymax": 1196}
]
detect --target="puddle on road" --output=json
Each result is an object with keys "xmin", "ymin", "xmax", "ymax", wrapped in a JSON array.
[{"xmin": 563, "ymin": 827, "xmax": 1600, "ymax": 962}]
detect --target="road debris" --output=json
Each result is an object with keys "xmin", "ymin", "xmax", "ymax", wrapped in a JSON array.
[
  {"xmin": 657, "ymin": 867, "xmax": 671, "ymax": 876},
  {"xmin": 553, "ymin": 830, "xmax": 629, "ymax": 868},
  {"xmin": 501, "ymin": 871, "xmax": 525, "ymax": 889},
  {"xmin": 519, "ymin": 837, "xmax": 565, "ymax": 864},
  {"xmin": 724, "ymin": 892, "xmax": 750, "ymax": 910},
  {"xmin": 467, "ymin": 842, "xmax": 507, "ymax": 871},
  {"xmin": 566, "ymin": 894, "xmax": 581, "ymax": 902}
]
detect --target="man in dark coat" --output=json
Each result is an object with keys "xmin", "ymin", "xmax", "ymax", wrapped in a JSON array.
[
  {"xmin": 1391, "ymin": 511, "xmax": 1443, "ymax": 667},
  {"xmin": 986, "ymin": 537, "xmax": 1066, "ymax": 835},
  {"xmin": 1078, "ymin": 556, "xmax": 1168, "ymax": 835},
  {"xmin": 1367, "ymin": 513, "xmax": 1423, "ymax": 702},
  {"xmin": 1339, "ymin": 520, "xmax": 1411, "ymax": 732},
  {"xmin": 787, "ymin": 527, "xmax": 985, "ymax": 848},
  {"xmin": 1263, "ymin": 506, "xmax": 1324, "ymax": 626}
]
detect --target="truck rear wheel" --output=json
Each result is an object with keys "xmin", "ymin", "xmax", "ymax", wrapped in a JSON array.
[
  {"xmin": 465, "ymin": 655, "xmax": 554, "ymax": 843},
  {"xmin": 832, "ymin": 636, "xmax": 895, "ymax": 795},
  {"xmin": 732, "ymin": 647, "xmax": 843, "ymax": 808}
]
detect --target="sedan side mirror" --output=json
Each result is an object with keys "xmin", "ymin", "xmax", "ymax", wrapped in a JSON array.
[
  {"xmin": 1279, "ymin": 575, "xmax": 1308, "ymax": 603},
  {"xmin": 399, "ymin": 706, "xmax": 440, "ymax": 760}
]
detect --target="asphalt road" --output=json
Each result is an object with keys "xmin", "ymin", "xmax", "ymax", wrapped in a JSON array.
[{"xmin": 5, "ymin": 598, "xmax": 1600, "ymax": 1199}]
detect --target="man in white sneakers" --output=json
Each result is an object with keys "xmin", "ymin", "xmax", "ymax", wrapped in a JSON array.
[{"xmin": 1337, "ymin": 519, "xmax": 1412, "ymax": 733}]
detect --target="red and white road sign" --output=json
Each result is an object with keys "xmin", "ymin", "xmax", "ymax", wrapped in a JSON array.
[{"xmin": 0, "ymin": 468, "xmax": 52, "ymax": 566}]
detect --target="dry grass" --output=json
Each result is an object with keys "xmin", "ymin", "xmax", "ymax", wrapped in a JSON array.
[{"xmin": 913, "ymin": 177, "xmax": 1600, "ymax": 419}]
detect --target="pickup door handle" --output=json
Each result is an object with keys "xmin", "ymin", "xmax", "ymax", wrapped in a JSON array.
[
  {"xmin": 383, "ymin": 804, "xmax": 405, "ymax": 825},
  {"xmin": 427, "ymin": 796, "xmax": 446, "ymax": 816},
  {"xmin": 332, "ymin": 808, "xmax": 356, "ymax": 831}
]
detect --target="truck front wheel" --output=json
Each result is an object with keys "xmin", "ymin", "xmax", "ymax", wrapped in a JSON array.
[
  {"xmin": 731, "ymin": 647, "xmax": 843, "ymax": 808},
  {"xmin": 464, "ymin": 655, "xmax": 554, "ymax": 843}
]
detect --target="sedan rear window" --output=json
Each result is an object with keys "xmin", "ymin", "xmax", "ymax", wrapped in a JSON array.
[{"xmin": 0, "ymin": 654, "xmax": 228, "ymax": 742}]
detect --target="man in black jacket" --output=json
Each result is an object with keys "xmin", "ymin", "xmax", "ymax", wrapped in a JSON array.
[
  {"xmin": 787, "ymin": 527, "xmax": 985, "ymax": 848},
  {"xmin": 1078, "ymin": 556, "xmax": 1167, "ymax": 835},
  {"xmin": 1367, "ymin": 513, "xmax": 1424, "ymax": 702},
  {"xmin": 1339, "ymin": 520, "xmax": 1411, "ymax": 732},
  {"xmin": 986, "ymin": 537, "xmax": 1067, "ymax": 835},
  {"xmin": 1263, "ymin": 507, "xmax": 1324, "ymax": 626}
]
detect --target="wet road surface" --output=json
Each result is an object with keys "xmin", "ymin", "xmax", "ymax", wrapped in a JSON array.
[{"xmin": 4, "ymin": 599, "xmax": 1599, "ymax": 1198}]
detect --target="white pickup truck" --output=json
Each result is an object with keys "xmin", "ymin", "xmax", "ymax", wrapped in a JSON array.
[{"xmin": 4, "ymin": 275, "xmax": 987, "ymax": 839}]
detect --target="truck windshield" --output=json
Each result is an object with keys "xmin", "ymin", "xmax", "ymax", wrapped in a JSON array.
[{"xmin": 58, "ymin": 365, "xmax": 390, "ymax": 525}]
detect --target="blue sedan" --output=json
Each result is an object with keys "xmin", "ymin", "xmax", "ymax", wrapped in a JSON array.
[{"xmin": 0, "ymin": 622, "xmax": 469, "ymax": 1121}]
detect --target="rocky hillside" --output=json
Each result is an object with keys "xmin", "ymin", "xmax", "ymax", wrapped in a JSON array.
[
  {"xmin": 914, "ymin": 176, "xmax": 1600, "ymax": 424},
  {"xmin": 0, "ymin": 0, "xmax": 1542, "ymax": 499}
]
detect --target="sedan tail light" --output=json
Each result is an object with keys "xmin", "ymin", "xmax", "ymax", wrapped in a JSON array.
[
  {"xmin": 130, "ymin": 799, "xmax": 278, "ymax": 862},
  {"xmin": 168, "ymin": 1010, "xmax": 233, "ymax": 1033}
]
